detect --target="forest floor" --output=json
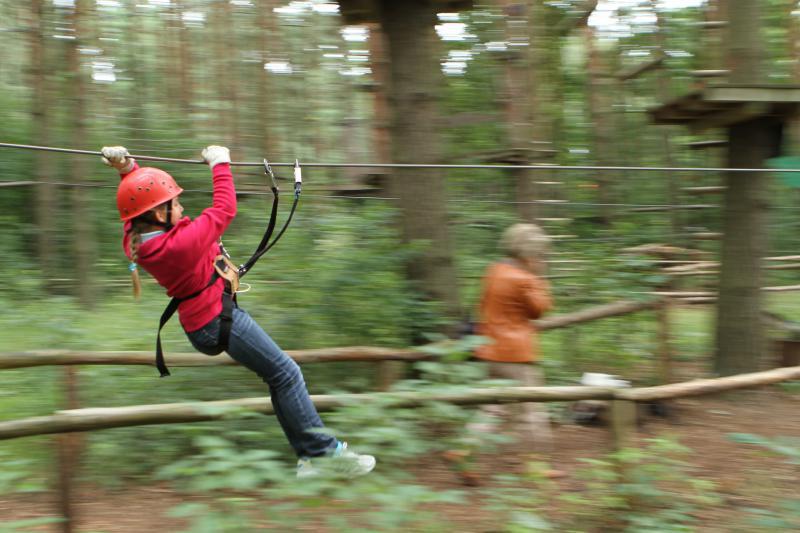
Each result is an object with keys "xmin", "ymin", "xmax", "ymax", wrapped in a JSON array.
[{"xmin": 1, "ymin": 384, "xmax": 798, "ymax": 532}]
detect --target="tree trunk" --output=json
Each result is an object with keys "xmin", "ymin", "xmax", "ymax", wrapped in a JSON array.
[
  {"xmin": 500, "ymin": 1, "xmax": 536, "ymax": 222},
  {"xmin": 368, "ymin": 23, "xmax": 391, "ymax": 164},
  {"xmin": 787, "ymin": 0, "xmax": 800, "ymax": 147},
  {"xmin": 377, "ymin": 0, "xmax": 461, "ymax": 325},
  {"xmin": 258, "ymin": 0, "xmax": 278, "ymax": 158},
  {"xmin": 651, "ymin": 2, "xmax": 680, "ymax": 240},
  {"xmin": 725, "ymin": 1, "xmax": 762, "ymax": 85},
  {"xmin": 714, "ymin": 0, "xmax": 768, "ymax": 375},
  {"xmin": 172, "ymin": 0, "xmax": 194, "ymax": 118},
  {"xmin": 584, "ymin": 24, "xmax": 614, "ymax": 223},
  {"xmin": 714, "ymin": 119, "xmax": 772, "ymax": 375},
  {"xmin": 214, "ymin": 0, "xmax": 238, "ymax": 145},
  {"xmin": 125, "ymin": 8, "xmax": 148, "ymax": 146},
  {"xmin": 65, "ymin": 0, "xmax": 95, "ymax": 308},
  {"xmin": 29, "ymin": 0, "xmax": 58, "ymax": 293},
  {"xmin": 528, "ymin": 0, "xmax": 560, "ymax": 218}
]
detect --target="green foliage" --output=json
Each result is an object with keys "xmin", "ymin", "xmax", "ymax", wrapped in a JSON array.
[
  {"xmin": 0, "ymin": 450, "xmax": 45, "ymax": 496},
  {"xmin": 0, "ymin": 518, "xmax": 64, "ymax": 533},
  {"xmin": 487, "ymin": 437, "xmax": 721, "ymax": 532},
  {"xmin": 729, "ymin": 433, "xmax": 800, "ymax": 465},
  {"xmin": 728, "ymin": 433, "xmax": 800, "ymax": 530},
  {"xmin": 153, "ymin": 363, "xmax": 504, "ymax": 531}
]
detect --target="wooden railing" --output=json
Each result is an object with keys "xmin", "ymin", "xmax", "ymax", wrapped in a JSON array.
[
  {"xmin": 0, "ymin": 366, "xmax": 798, "ymax": 442},
  {"xmin": 3, "ymin": 297, "xmax": 798, "ymax": 533}
]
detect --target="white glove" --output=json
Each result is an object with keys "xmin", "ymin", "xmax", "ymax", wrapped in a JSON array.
[
  {"xmin": 201, "ymin": 145, "xmax": 231, "ymax": 169},
  {"xmin": 101, "ymin": 146, "xmax": 135, "ymax": 174}
]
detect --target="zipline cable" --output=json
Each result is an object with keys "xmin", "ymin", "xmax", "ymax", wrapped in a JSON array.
[{"xmin": 2, "ymin": 142, "xmax": 800, "ymax": 173}]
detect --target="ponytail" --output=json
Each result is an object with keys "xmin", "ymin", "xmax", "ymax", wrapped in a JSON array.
[
  {"xmin": 128, "ymin": 229, "xmax": 143, "ymax": 299},
  {"xmin": 126, "ymin": 201, "xmax": 171, "ymax": 299}
]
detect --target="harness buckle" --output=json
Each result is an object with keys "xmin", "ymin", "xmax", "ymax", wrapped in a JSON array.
[{"xmin": 214, "ymin": 254, "xmax": 240, "ymax": 294}]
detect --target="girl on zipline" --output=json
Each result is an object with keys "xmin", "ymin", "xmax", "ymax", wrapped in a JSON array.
[{"xmin": 102, "ymin": 145, "xmax": 375, "ymax": 478}]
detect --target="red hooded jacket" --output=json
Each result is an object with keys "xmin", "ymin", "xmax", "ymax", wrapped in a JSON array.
[{"xmin": 121, "ymin": 162, "xmax": 237, "ymax": 332}]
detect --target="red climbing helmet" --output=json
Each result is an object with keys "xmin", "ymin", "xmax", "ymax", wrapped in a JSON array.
[{"xmin": 116, "ymin": 167, "xmax": 183, "ymax": 221}]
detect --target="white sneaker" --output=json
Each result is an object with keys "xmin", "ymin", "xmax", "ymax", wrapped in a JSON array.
[
  {"xmin": 296, "ymin": 442, "xmax": 376, "ymax": 479},
  {"xmin": 296, "ymin": 457, "xmax": 317, "ymax": 479}
]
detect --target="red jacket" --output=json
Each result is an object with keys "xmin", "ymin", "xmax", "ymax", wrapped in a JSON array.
[
  {"xmin": 475, "ymin": 261, "xmax": 552, "ymax": 363},
  {"xmin": 121, "ymin": 162, "xmax": 237, "ymax": 332}
]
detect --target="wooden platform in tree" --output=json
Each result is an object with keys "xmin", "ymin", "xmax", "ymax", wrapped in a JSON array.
[
  {"xmin": 339, "ymin": 0, "xmax": 473, "ymax": 24},
  {"xmin": 325, "ymin": 171, "xmax": 387, "ymax": 197},
  {"xmin": 650, "ymin": 84, "xmax": 800, "ymax": 132},
  {"xmin": 475, "ymin": 147, "xmax": 558, "ymax": 165}
]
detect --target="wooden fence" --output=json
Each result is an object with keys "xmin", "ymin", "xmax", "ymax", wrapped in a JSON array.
[
  {"xmin": 3, "ymin": 296, "xmax": 797, "ymax": 532},
  {"xmin": 0, "ymin": 366, "xmax": 799, "ymax": 442}
]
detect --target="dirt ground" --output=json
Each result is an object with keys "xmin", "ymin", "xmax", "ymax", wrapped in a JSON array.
[{"xmin": 1, "ymin": 388, "xmax": 798, "ymax": 532}]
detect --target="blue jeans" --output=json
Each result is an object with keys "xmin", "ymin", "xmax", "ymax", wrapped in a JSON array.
[{"xmin": 186, "ymin": 306, "xmax": 337, "ymax": 458}]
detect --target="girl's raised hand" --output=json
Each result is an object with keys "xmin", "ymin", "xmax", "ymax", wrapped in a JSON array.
[
  {"xmin": 201, "ymin": 145, "xmax": 231, "ymax": 169},
  {"xmin": 101, "ymin": 146, "xmax": 135, "ymax": 174}
]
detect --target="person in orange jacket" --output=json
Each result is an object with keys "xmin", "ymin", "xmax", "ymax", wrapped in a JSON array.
[{"xmin": 474, "ymin": 223, "xmax": 554, "ymax": 450}]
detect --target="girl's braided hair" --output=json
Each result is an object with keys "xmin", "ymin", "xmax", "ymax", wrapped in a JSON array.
[{"xmin": 126, "ymin": 202, "xmax": 169, "ymax": 299}]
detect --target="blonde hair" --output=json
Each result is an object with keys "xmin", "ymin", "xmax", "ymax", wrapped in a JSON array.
[{"xmin": 501, "ymin": 223, "xmax": 550, "ymax": 260}]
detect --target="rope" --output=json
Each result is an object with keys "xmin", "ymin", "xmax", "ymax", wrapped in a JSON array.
[{"xmin": 2, "ymin": 142, "xmax": 800, "ymax": 173}]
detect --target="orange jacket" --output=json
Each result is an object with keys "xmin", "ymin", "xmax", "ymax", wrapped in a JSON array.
[{"xmin": 475, "ymin": 261, "xmax": 552, "ymax": 363}]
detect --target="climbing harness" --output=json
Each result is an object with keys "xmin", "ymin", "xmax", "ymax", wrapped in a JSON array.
[{"xmin": 154, "ymin": 159, "xmax": 303, "ymax": 377}]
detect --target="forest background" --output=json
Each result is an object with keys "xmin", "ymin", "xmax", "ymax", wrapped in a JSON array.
[{"xmin": 1, "ymin": 0, "xmax": 800, "ymax": 531}]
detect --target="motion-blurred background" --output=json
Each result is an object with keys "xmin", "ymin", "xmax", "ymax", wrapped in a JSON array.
[{"xmin": 1, "ymin": 1, "xmax": 799, "ymax": 531}]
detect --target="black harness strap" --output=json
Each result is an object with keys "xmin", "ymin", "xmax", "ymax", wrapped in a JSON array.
[
  {"xmin": 155, "ymin": 269, "xmax": 224, "ymax": 377},
  {"xmin": 155, "ymin": 297, "xmax": 181, "ymax": 378},
  {"xmin": 153, "ymin": 159, "xmax": 301, "ymax": 377},
  {"xmin": 239, "ymin": 159, "xmax": 302, "ymax": 279},
  {"xmin": 239, "ymin": 160, "xmax": 280, "ymax": 277}
]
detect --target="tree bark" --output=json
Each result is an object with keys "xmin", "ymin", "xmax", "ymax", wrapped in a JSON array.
[
  {"xmin": 787, "ymin": 0, "xmax": 800, "ymax": 149},
  {"xmin": 214, "ymin": 0, "xmax": 238, "ymax": 145},
  {"xmin": 650, "ymin": 2, "xmax": 680, "ymax": 239},
  {"xmin": 725, "ymin": 0, "xmax": 762, "ymax": 85},
  {"xmin": 499, "ymin": 1, "xmax": 536, "ymax": 222},
  {"xmin": 714, "ymin": 118, "xmax": 773, "ymax": 375},
  {"xmin": 368, "ymin": 23, "xmax": 391, "ymax": 164},
  {"xmin": 529, "ymin": 0, "xmax": 561, "ymax": 214},
  {"xmin": 29, "ymin": 0, "xmax": 58, "ymax": 293},
  {"xmin": 714, "ymin": 0, "xmax": 769, "ymax": 375},
  {"xmin": 584, "ymin": 24, "xmax": 615, "ymax": 223},
  {"xmin": 258, "ymin": 0, "xmax": 278, "ymax": 158},
  {"xmin": 172, "ymin": 0, "xmax": 194, "ymax": 117},
  {"xmin": 377, "ymin": 0, "xmax": 461, "ymax": 324},
  {"xmin": 65, "ymin": 0, "xmax": 95, "ymax": 308}
]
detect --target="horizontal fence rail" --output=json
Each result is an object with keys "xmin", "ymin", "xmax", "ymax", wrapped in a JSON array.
[
  {"xmin": 0, "ymin": 299, "xmax": 662, "ymax": 370},
  {"xmin": 0, "ymin": 366, "xmax": 798, "ymax": 441},
  {"xmin": 0, "ymin": 347, "xmax": 426, "ymax": 370}
]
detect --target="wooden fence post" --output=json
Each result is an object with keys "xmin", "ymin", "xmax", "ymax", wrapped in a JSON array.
[
  {"xmin": 376, "ymin": 361, "xmax": 404, "ymax": 391},
  {"xmin": 657, "ymin": 297, "xmax": 673, "ymax": 384},
  {"xmin": 610, "ymin": 399, "xmax": 637, "ymax": 454},
  {"xmin": 56, "ymin": 367, "xmax": 80, "ymax": 533}
]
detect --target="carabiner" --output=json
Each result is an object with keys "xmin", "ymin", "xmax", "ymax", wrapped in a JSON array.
[{"xmin": 263, "ymin": 159, "xmax": 278, "ymax": 192}]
